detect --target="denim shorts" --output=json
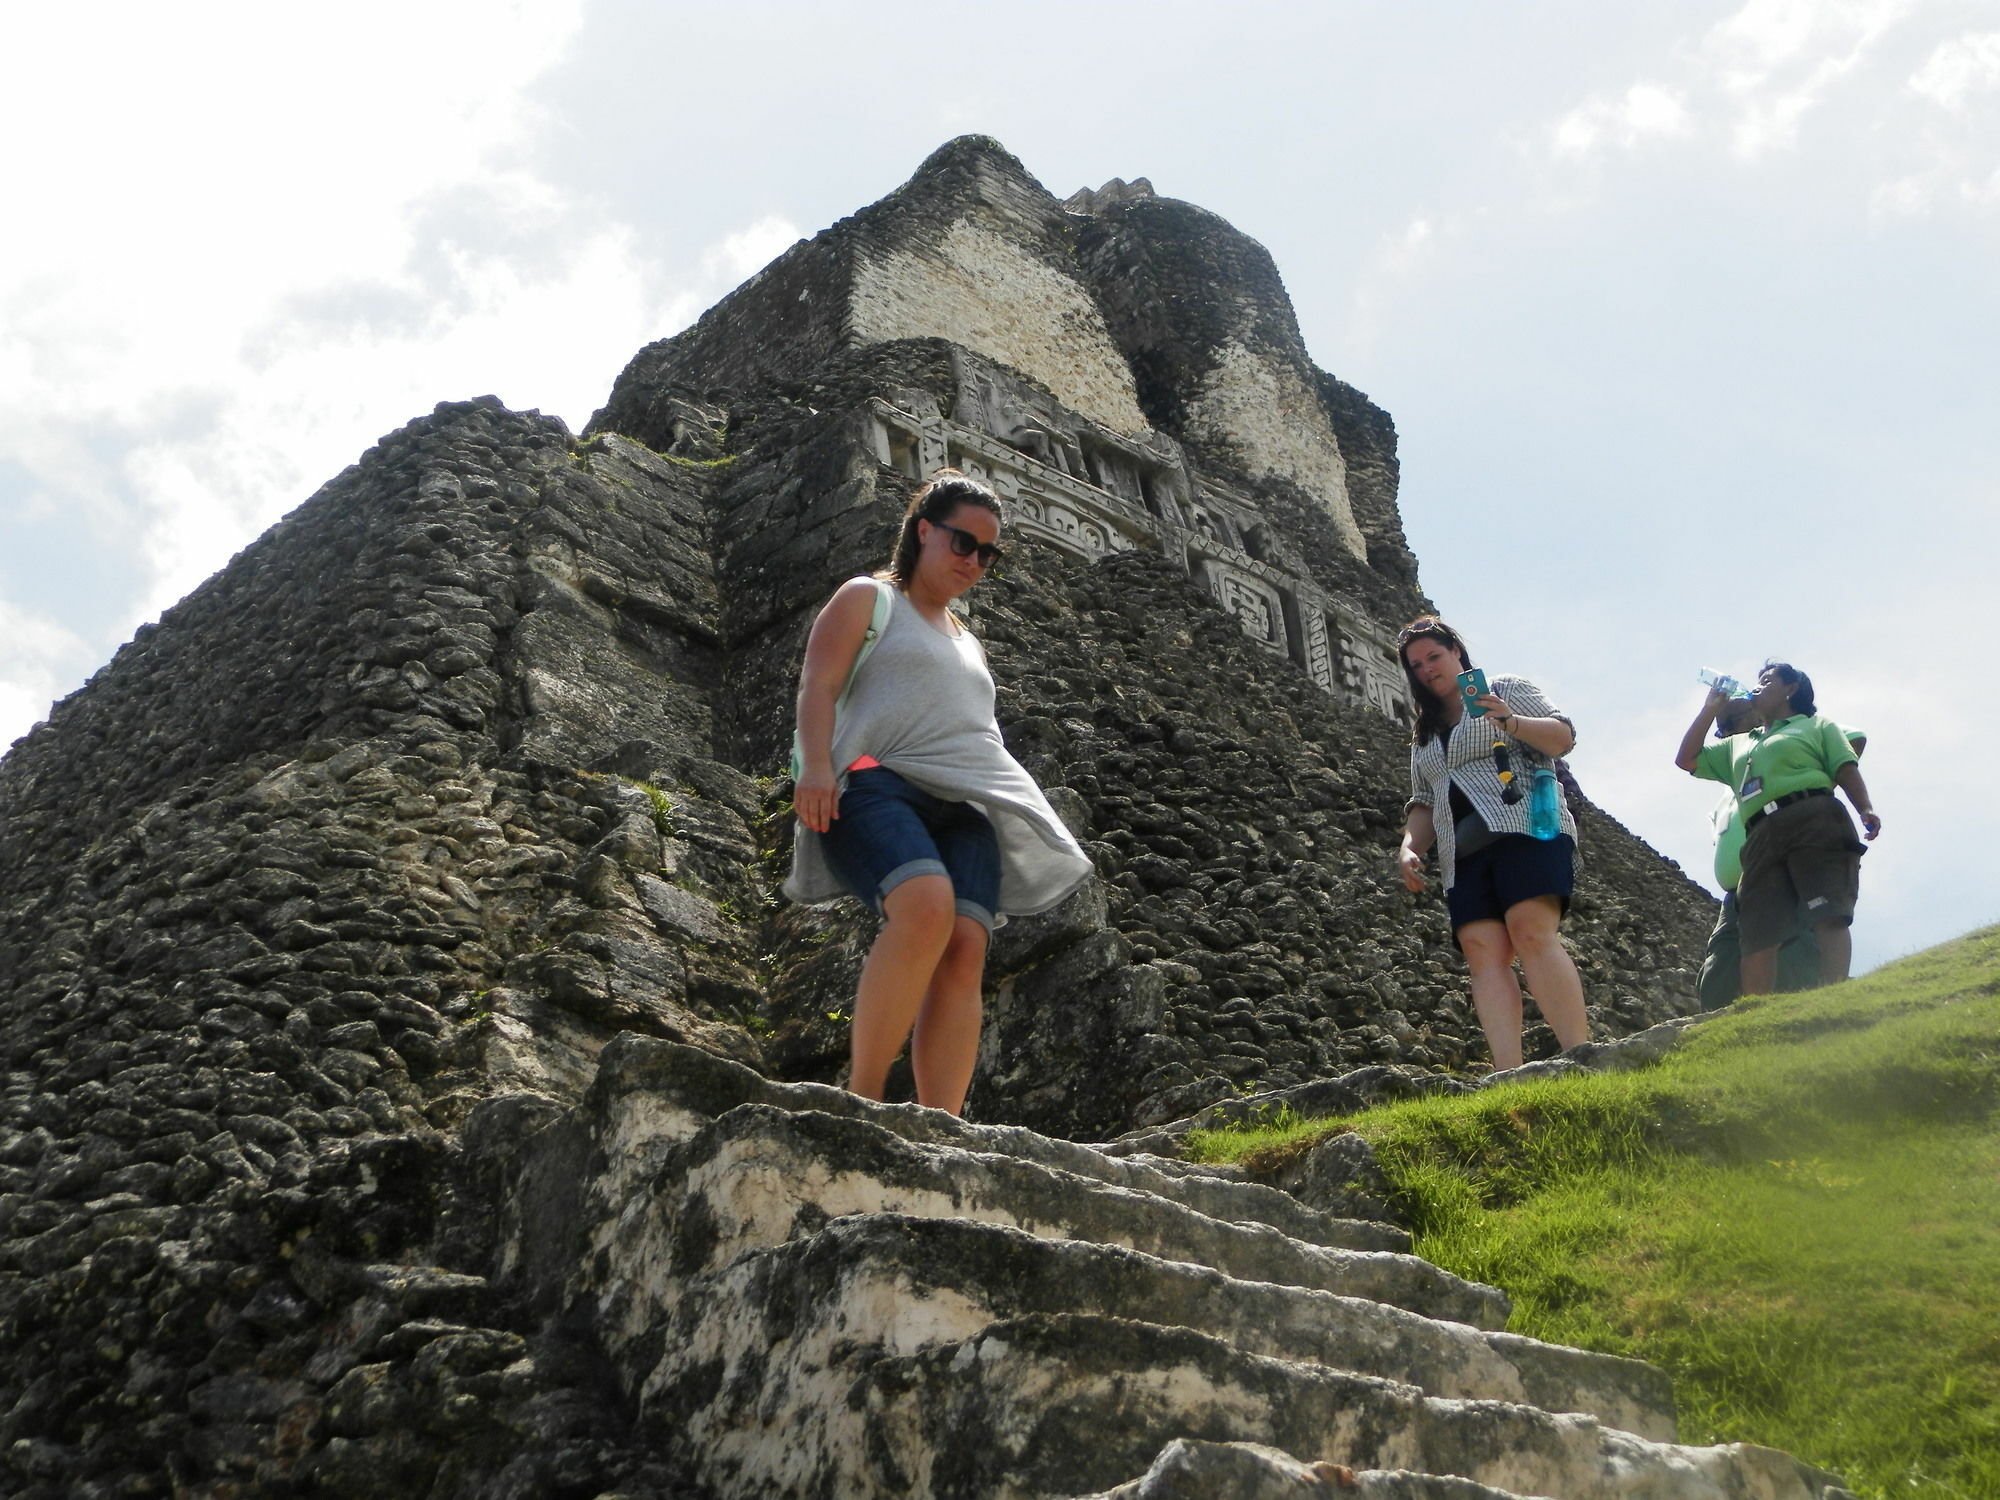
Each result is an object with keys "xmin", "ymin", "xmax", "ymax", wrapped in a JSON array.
[
  {"xmin": 1447, "ymin": 833, "xmax": 1575, "ymax": 933},
  {"xmin": 821, "ymin": 767, "xmax": 1001, "ymax": 931}
]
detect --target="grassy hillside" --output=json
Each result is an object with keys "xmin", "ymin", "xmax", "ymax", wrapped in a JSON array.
[{"xmin": 1191, "ymin": 925, "xmax": 2000, "ymax": 1500}]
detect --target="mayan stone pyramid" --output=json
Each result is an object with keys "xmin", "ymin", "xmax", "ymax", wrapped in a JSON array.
[{"xmin": 0, "ymin": 138, "xmax": 1830, "ymax": 1499}]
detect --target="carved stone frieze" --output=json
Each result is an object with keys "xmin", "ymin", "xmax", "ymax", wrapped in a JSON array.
[{"xmin": 869, "ymin": 359, "xmax": 1415, "ymax": 722}]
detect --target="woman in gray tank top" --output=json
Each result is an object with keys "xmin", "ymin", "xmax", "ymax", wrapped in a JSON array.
[{"xmin": 787, "ymin": 471, "xmax": 1091, "ymax": 1115}]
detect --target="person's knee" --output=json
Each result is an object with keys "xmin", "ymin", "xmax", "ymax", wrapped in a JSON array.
[
  {"xmin": 1503, "ymin": 899, "xmax": 1563, "ymax": 952},
  {"xmin": 936, "ymin": 916, "xmax": 990, "ymax": 977},
  {"xmin": 1457, "ymin": 922, "xmax": 1513, "ymax": 972},
  {"xmin": 882, "ymin": 875, "xmax": 957, "ymax": 939}
]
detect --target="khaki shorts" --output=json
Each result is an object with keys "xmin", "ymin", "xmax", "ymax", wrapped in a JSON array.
[{"xmin": 1737, "ymin": 794, "xmax": 1863, "ymax": 954}]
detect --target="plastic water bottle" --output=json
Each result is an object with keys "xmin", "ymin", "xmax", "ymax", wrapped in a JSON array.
[
  {"xmin": 1697, "ymin": 667, "xmax": 1747, "ymax": 698},
  {"xmin": 1528, "ymin": 767, "xmax": 1562, "ymax": 841}
]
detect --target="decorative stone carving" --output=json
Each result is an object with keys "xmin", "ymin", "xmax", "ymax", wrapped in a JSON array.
[
  {"xmin": 872, "ymin": 367, "xmax": 1415, "ymax": 721},
  {"xmin": 1303, "ymin": 609, "xmax": 1335, "ymax": 694},
  {"xmin": 980, "ymin": 377, "xmax": 1085, "ymax": 479}
]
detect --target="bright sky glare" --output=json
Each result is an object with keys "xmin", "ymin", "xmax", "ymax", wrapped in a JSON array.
[{"xmin": 3, "ymin": 0, "xmax": 1995, "ymax": 976}]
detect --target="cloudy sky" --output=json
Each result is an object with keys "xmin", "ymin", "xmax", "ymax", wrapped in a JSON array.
[{"xmin": 4, "ymin": 0, "xmax": 1994, "ymax": 974}]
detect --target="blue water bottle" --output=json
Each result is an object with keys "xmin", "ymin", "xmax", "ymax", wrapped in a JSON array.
[{"xmin": 1528, "ymin": 766, "xmax": 1562, "ymax": 841}]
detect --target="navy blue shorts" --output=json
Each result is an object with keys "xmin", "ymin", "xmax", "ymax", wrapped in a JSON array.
[
  {"xmin": 822, "ymin": 767, "xmax": 1001, "ymax": 932},
  {"xmin": 1447, "ymin": 834, "xmax": 1575, "ymax": 933}
]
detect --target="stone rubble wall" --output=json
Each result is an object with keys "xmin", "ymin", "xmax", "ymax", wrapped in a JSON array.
[
  {"xmin": 1069, "ymin": 191, "xmax": 1365, "ymax": 560},
  {"xmin": 1319, "ymin": 371, "xmax": 1423, "ymax": 600},
  {"xmin": 586, "ymin": 231, "xmax": 843, "ymax": 432},
  {"xmin": 0, "ymin": 397, "xmax": 785, "ymax": 1497}
]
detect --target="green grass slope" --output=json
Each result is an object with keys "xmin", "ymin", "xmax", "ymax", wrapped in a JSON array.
[{"xmin": 1191, "ymin": 925, "xmax": 2000, "ymax": 1500}]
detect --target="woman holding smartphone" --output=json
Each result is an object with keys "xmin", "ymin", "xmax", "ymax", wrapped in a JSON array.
[
  {"xmin": 784, "ymin": 470, "xmax": 1092, "ymax": 1116},
  {"xmin": 1395, "ymin": 616, "xmax": 1590, "ymax": 1071}
]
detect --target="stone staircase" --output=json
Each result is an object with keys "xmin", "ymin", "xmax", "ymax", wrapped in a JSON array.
[{"xmin": 502, "ymin": 1037, "xmax": 1854, "ymax": 1500}]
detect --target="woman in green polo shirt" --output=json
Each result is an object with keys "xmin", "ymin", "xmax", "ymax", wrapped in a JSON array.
[{"xmin": 1675, "ymin": 661, "xmax": 1881, "ymax": 994}]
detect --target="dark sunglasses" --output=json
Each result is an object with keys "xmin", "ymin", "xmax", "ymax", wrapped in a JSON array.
[{"xmin": 931, "ymin": 520, "xmax": 1004, "ymax": 569}]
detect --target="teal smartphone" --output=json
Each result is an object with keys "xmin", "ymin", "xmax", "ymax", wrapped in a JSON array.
[{"xmin": 1457, "ymin": 668, "xmax": 1488, "ymax": 716}]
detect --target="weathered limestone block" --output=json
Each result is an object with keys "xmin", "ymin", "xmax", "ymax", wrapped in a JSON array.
[
  {"xmin": 594, "ymin": 1103, "xmax": 1503, "ymax": 1329},
  {"xmin": 1083, "ymin": 1439, "xmax": 1533, "ymax": 1499},
  {"xmin": 572, "ymin": 1035, "xmax": 1408, "ymax": 1254},
  {"xmin": 852, "ymin": 212, "xmax": 1149, "ymax": 436},
  {"xmin": 642, "ymin": 1212, "xmax": 1674, "ymax": 1453},
  {"xmin": 839, "ymin": 1315, "xmax": 1847, "ymax": 1500},
  {"xmin": 1273, "ymin": 1129, "xmax": 1405, "ymax": 1227},
  {"xmin": 1181, "ymin": 339, "xmax": 1364, "ymax": 557}
]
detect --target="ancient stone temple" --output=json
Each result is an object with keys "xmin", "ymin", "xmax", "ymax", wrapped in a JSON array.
[{"xmin": 0, "ymin": 138, "xmax": 1840, "ymax": 1497}]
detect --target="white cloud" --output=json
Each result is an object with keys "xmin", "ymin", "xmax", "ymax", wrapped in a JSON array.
[
  {"xmin": 1543, "ymin": 0, "xmax": 1925, "ymax": 169},
  {"xmin": 0, "ymin": 3, "xmax": 593, "ymax": 613},
  {"xmin": 0, "ymin": 599, "xmax": 95, "ymax": 752},
  {"xmin": 1392, "ymin": 217, "xmax": 1436, "ymax": 265},
  {"xmin": 1872, "ymin": 30, "xmax": 2000, "ymax": 216},
  {"xmin": 1871, "ymin": 170, "xmax": 1942, "ymax": 216},
  {"xmin": 1703, "ymin": 0, "xmax": 1917, "ymax": 156},
  {"xmin": 0, "ymin": 2, "xmax": 808, "ymax": 742},
  {"xmin": 121, "ymin": 209, "xmax": 805, "ymax": 629},
  {"xmin": 1552, "ymin": 84, "xmax": 1690, "ymax": 156},
  {"xmin": 0, "ymin": 4, "xmax": 588, "ymax": 412},
  {"xmin": 652, "ymin": 216, "xmax": 806, "ymax": 335},
  {"xmin": 1904, "ymin": 29, "xmax": 2000, "ymax": 110},
  {"xmin": 1909, "ymin": 30, "xmax": 2000, "ymax": 110}
]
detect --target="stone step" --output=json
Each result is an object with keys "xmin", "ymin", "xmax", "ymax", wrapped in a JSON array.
[
  {"xmin": 584, "ymin": 1034, "xmax": 1407, "ymax": 1252},
  {"xmin": 541, "ymin": 1037, "xmax": 1858, "ymax": 1500},
  {"xmin": 595, "ymin": 1101, "xmax": 1505, "ymax": 1330},
  {"xmin": 633, "ymin": 1213, "xmax": 1675, "ymax": 1455},
  {"xmin": 1082, "ymin": 1439, "xmax": 1545, "ymax": 1499},
  {"xmin": 834, "ymin": 1313, "xmax": 1850, "ymax": 1500}
]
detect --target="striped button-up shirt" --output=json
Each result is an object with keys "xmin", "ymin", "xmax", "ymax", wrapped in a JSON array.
[{"xmin": 1407, "ymin": 673, "xmax": 1576, "ymax": 891}]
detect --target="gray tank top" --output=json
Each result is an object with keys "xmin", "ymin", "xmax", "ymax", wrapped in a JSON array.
[{"xmin": 784, "ymin": 582, "xmax": 1092, "ymax": 921}]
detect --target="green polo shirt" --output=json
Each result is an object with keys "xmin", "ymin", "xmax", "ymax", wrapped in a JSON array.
[{"xmin": 1702, "ymin": 718, "xmax": 1864, "ymax": 889}]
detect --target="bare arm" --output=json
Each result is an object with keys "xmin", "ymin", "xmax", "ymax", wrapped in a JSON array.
[
  {"xmin": 1476, "ymin": 687, "xmax": 1576, "ymax": 758},
  {"xmin": 794, "ymin": 580, "xmax": 881, "ymax": 834},
  {"xmin": 1487, "ymin": 706, "xmax": 1575, "ymax": 758},
  {"xmin": 1674, "ymin": 688, "xmax": 1732, "ymax": 773},
  {"xmin": 1399, "ymin": 802, "xmax": 1436, "ymax": 893},
  {"xmin": 1835, "ymin": 760, "xmax": 1881, "ymax": 840}
]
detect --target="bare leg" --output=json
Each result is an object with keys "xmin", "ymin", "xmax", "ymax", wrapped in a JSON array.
[
  {"xmin": 1506, "ymin": 895, "xmax": 1590, "ymax": 1052},
  {"xmin": 848, "ymin": 875, "xmax": 956, "ymax": 1101},
  {"xmin": 1457, "ymin": 919, "xmax": 1526, "ymax": 1071},
  {"xmin": 1814, "ymin": 920, "xmax": 1853, "ymax": 986},
  {"xmin": 910, "ymin": 915, "xmax": 991, "ymax": 1115},
  {"xmin": 1740, "ymin": 945, "xmax": 1778, "ymax": 996}
]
